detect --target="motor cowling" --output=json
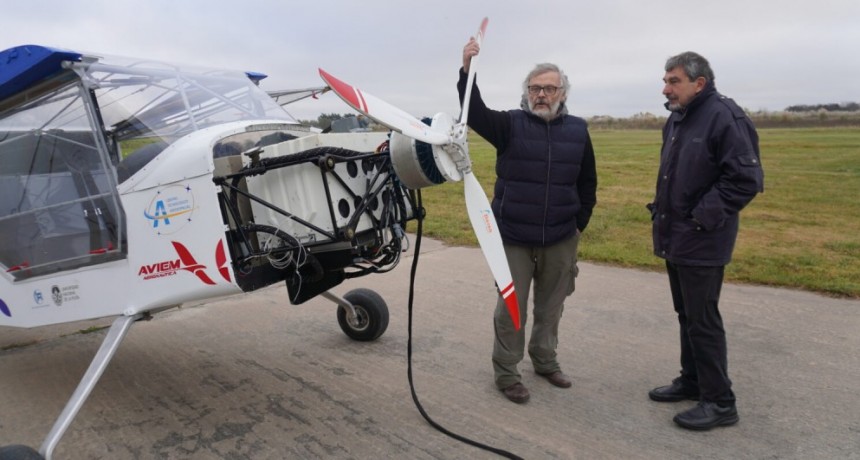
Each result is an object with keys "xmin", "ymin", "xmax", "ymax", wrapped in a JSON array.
[{"xmin": 389, "ymin": 112, "xmax": 463, "ymax": 189}]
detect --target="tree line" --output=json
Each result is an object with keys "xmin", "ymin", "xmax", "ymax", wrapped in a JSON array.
[
  {"xmin": 299, "ymin": 113, "xmax": 357, "ymax": 130},
  {"xmin": 785, "ymin": 102, "xmax": 859, "ymax": 112},
  {"xmin": 302, "ymin": 103, "xmax": 860, "ymax": 131}
]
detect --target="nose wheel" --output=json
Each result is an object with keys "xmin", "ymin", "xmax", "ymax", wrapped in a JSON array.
[
  {"xmin": 324, "ymin": 288, "xmax": 389, "ymax": 342},
  {"xmin": 0, "ymin": 445, "xmax": 44, "ymax": 460}
]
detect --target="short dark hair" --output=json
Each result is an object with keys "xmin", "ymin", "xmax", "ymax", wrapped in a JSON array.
[{"xmin": 665, "ymin": 51, "xmax": 715, "ymax": 83}]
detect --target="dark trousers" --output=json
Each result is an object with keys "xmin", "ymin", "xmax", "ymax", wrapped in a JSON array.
[{"xmin": 666, "ymin": 261, "xmax": 735, "ymax": 404}]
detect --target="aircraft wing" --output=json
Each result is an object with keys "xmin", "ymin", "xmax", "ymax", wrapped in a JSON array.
[{"xmin": 267, "ymin": 86, "xmax": 330, "ymax": 107}]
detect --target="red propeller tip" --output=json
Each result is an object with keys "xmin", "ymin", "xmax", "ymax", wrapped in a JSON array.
[{"xmin": 502, "ymin": 285, "xmax": 520, "ymax": 331}]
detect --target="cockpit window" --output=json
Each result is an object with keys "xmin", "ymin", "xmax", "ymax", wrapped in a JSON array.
[{"xmin": 0, "ymin": 80, "xmax": 123, "ymax": 280}]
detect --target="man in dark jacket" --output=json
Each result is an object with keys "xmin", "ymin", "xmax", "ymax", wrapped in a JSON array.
[
  {"xmin": 460, "ymin": 38, "xmax": 597, "ymax": 404},
  {"xmin": 647, "ymin": 51, "xmax": 763, "ymax": 430}
]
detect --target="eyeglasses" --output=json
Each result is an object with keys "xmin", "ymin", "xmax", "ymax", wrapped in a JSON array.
[{"xmin": 527, "ymin": 85, "xmax": 560, "ymax": 96}]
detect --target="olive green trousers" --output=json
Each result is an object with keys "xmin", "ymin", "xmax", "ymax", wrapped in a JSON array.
[{"xmin": 493, "ymin": 233, "xmax": 580, "ymax": 389}]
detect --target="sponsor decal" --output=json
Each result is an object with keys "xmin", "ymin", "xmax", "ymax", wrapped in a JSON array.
[
  {"xmin": 480, "ymin": 209, "xmax": 495, "ymax": 234},
  {"xmin": 138, "ymin": 259, "xmax": 182, "ymax": 281},
  {"xmin": 0, "ymin": 298, "xmax": 10, "ymax": 317},
  {"xmin": 144, "ymin": 185, "xmax": 195, "ymax": 235},
  {"xmin": 50, "ymin": 284, "xmax": 81, "ymax": 306},
  {"xmin": 52, "ymin": 286, "xmax": 63, "ymax": 306},
  {"xmin": 138, "ymin": 241, "xmax": 232, "ymax": 284},
  {"xmin": 33, "ymin": 289, "xmax": 45, "ymax": 305}
]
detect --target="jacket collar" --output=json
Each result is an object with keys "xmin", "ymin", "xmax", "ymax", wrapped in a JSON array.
[{"xmin": 665, "ymin": 80, "xmax": 716, "ymax": 118}]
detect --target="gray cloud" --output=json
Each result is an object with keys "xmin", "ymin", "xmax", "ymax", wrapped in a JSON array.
[{"xmin": 3, "ymin": 0, "xmax": 858, "ymax": 121}]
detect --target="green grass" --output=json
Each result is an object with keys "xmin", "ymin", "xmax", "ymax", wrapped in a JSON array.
[
  {"xmin": 414, "ymin": 128, "xmax": 860, "ymax": 298},
  {"xmin": 1, "ymin": 340, "xmax": 38, "ymax": 351},
  {"xmin": 78, "ymin": 325, "xmax": 110, "ymax": 335}
]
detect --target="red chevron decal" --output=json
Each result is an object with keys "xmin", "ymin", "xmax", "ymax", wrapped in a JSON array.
[
  {"xmin": 171, "ymin": 241, "xmax": 216, "ymax": 285},
  {"xmin": 215, "ymin": 240, "xmax": 231, "ymax": 282}
]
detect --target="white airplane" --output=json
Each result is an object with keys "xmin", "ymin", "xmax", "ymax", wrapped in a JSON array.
[{"xmin": 0, "ymin": 17, "xmax": 516, "ymax": 460}]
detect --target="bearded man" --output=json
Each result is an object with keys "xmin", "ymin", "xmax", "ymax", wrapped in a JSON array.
[{"xmin": 458, "ymin": 38, "xmax": 598, "ymax": 404}]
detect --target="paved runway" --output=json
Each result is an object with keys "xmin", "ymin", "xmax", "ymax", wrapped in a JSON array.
[{"xmin": 2, "ymin": 236, "xmax": 859, "ymax": 459}]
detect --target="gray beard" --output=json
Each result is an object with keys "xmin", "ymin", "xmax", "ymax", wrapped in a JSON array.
[
  {"xmin": 667, "ymin": 101, "xmax": 684, "ymax": 112},
  {"xmin": 520, "ymin": 95, "xmax": 568, "ymax": 120},
  {"xmin": 528, "ymin": 99, "xmax": 562, "ymax": 121}
]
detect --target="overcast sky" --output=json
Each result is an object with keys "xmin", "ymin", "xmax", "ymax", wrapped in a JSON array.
[{"xmin": 3, "ymin": 0, "xmax": 858, "ymax": 122}]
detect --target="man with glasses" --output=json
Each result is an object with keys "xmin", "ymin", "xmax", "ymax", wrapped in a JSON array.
[
  {"xmin": 647, "ymin": 51, "xmax": 763, "ymax": 430},
  {"xmin": 458, "ymin": 38, "xmax": 597, "ymax": 404}
]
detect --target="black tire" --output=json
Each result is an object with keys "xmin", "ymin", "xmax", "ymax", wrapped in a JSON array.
[
  {"xmin": 0, "ymin": 445, "xmax": 45, "ymax": 460},
  {"xmin": 336, "ymin": 288, "xmax": 389, "ymax": 341}
]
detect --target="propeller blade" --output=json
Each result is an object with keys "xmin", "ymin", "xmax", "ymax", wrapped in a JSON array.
[
  {"xmin": 463, "ymin": 170, "xmax": 520, "ymax": 330},
  {"xmin": 319, "ymin": 68, "xmax": 450, "ymax": 145},
  {"xmin": 459, "ymin": 17, "xmax": 488, "ymax": 128},
  {"xmin": 459, "ymin": 19, "xmax": 518, "ymax": 328}
]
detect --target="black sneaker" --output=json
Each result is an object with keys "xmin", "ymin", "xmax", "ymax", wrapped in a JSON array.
[
  {"xmin": 673, "ymin": 401, "xmax": 739, "ymax": 430},
  {"xmin": 648, "ymin": 378, "xmax": 700, "ymax": 402}
]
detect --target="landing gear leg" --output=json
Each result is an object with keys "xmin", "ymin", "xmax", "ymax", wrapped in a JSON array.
[{"xmin": 37, "ymin": 314, "xmax": 142, "ymax": 460}]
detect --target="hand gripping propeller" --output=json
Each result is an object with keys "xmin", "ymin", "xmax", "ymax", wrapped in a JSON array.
[{"xmin": 318, "ymin": 17, "xmax": 520, "ymax": 330}]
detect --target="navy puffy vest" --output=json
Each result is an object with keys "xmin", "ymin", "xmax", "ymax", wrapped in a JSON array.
[{"xmin": 492, "ymin": 110, "xmax": 589, "ymax": 246}]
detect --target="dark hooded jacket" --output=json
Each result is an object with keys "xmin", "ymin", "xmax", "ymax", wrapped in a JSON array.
[
  {"xmin": 457, "ymin": 70, "xmax": 597, "ymax": 247},
  {"xmin": 649, "ymin": 81, "xmax": 764, "ymax": 266}
]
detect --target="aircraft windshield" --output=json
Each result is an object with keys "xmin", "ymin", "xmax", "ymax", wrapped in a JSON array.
[{"xmin": 72, "ymin": 55, "xmax": 297, "ymax": 148}]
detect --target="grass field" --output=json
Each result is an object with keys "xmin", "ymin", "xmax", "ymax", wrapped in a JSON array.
[{"xmin": 414, "ymin": 127, "xmax": 860, "ymax": 298}]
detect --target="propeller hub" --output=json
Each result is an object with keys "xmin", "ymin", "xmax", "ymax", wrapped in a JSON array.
[{"xmin": 389, "ymin": 112, "xmax": 465, "ymax": 188}]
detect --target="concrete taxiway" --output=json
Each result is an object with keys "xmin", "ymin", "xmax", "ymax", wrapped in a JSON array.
[{"xmin": 2, "ymin": 236, "xmax": 858, "ymax": 459}]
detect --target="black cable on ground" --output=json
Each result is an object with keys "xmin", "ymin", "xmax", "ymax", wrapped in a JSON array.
[{"xmin": 405, "ymin": 190, "xmax": 523, "ymax": 460}]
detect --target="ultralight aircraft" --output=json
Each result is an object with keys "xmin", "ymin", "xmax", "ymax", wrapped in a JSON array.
[{"xmin": 0, "ymin": 17, "xmax": 516, "ymax": 459}]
